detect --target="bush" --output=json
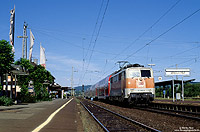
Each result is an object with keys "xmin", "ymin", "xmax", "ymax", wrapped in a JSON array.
[
  {"xmin": 24, "ymin": 95, "xmax": 36, "ymax": 103},
  {"xmin": 42, "ymin": 92, "xmax": 52, "ymax": 101},
  {"xmin": 185, "ymin": 83, "xmax": 200, "ymax": 97},
  {"xmin": 0, "ymin": 85, "xmax": 2, "ymax": 91},
  {"xmin": 63, "ymin": 94, "xmax": 66, "ymax": 99},
  {"xmin": 0, "ymin": 96, "xmax": 13, "ymax": 106}
]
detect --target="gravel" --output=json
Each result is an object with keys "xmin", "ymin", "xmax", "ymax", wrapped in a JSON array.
[{"xmin": 91, "ymin": 100, "xmax": 200, "ymax": 132}]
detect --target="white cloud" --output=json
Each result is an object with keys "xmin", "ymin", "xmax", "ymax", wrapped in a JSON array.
[
  {"xmin": 45, "ymin": 52, "xmax": 102, "ymax": 86},
  {"xmin": 47, "ymin": 53, "xmax": 100, "ymax": 72}
]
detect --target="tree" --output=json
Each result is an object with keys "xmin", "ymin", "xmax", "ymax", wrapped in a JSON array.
[
  {"xmin": 29, "ymin": 65, "xmax": 54, "ymax": 101},
  {"xmin": 15, "ymin": 58, "xmax": 54, "ymax": 102},
  {"xmin": 184, "ymin": 83, "xmax": 200, "ymax": 97},
  {"xmin": 15, "ymin": 58, "xmax": 34, "ymax": 102},
  {"xmin": 0, "ymin": 40, "xmax": 14, "ymax": 93}
]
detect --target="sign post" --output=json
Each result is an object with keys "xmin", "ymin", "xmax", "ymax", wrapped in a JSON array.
[
  {"xmin": 163, "ymin": 90, "xmax": 166, "ymax": 98},
  {"xmin": 182, "ymin": 76, "xmax": 184, "ymax": 101},
  {"xmin": 172, "ymin": 77, "xmax": 174, "ymax": 102},
  {"xmin": 165, "ymin": 68, "xmax": 190, "ymax": 102}
]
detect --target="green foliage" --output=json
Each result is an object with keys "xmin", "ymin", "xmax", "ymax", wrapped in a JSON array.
[
  {"xmin": 0, "ymin": 40, "xmax": 14, "ymax": 75},
  {"xmin": 18, "ymin": 94, "xmax": 36, "ymax": 103},
  {"xmin": 30, "ymin": 65, "xmax": 53, "ymax": 101},
  {"xmin": 0, "ymin": 96, "xmax": 13, "ymax": 106},
  {"xmin": 15, "ymin": 58, "xmax": 34, "ymax": 71},
  {"xmin": 156, "ymin": 83, "xmax": 200, "ymax": 98},
  {"xmin": 155, "ymin": 87, "xmax": 162, "ymax": 97},
  {"xmin": 15, "ymin": 59, "xmax": 54, "ymax": 102},
  {"xmin": 14, "ymin": 58, "xmax": 33, "ymax": 102},
  {"xmin": 0, "ymin": 85, "xmax": 2, "ymax": 91},
  {"xmin": 63, "ymin": 94, "xmax": 66, "ymax": 99},
  {"xmin": 184, "ymin": 83, "xmax": 200, "ymax": 97},
  {"xmin": 0, "ymin": 40, "xmax": 14, "ymax": 89}
]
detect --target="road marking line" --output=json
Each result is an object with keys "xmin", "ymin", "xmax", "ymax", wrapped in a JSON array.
[{"xmin": 32, "ymin": 98, "xmax": 73, "ymax": 132}]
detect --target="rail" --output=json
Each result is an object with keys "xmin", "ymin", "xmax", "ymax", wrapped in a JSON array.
[{"xmin": 81, "ymin": 100, "xmax": 161, "ymax": 132}]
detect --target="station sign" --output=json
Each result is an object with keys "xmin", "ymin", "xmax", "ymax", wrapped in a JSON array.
[{"xmin": 165, "ymin": 68, "xmax": 190, "ymax": 76}]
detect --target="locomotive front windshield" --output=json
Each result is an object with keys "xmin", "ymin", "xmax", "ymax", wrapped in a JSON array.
[
  {"xmin": 141, "ymin": 70, "xmax": 151, "ymax": 78},
  {"xmin": 128, "ymin": 69, "xmax": 152, "ymax": 78},
  {"xmin": 128, "ymin": 70, "xmax": 140, "ymax": 77}
]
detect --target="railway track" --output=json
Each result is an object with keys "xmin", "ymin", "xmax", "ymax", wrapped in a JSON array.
[
  {"xmin": 81, "ymin": 100, "xmax": 161, "ymax": 132},
  {"xmin": 133, "ymin": 106, "xmax": 200, "ymax": 121}
]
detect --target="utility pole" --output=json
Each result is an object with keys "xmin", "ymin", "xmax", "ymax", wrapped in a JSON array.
[
  {"xmin": 148, "ymin": 58, "xmax": 155, "ymax": 68},
  {"xmin": 176, "ymin": 64, "xmax": 178, "ymax": 80},
  {"xmin": 71, "ymin": 67, "xmax": 78, "ymax": 96},
  {"xmin": 71, "ymin": 67, "xmax": 74, "ymax": 96},
  {"xmin": 82, "ymin": 84, "xmax": 84, "ymax": 97},
  {"xmin": 17, "ymin": 22, "xmax": 28, "ymax": 59},
  {"xmin": 148, "ymin": 64, "xmax": 155, "ymax": 68}
]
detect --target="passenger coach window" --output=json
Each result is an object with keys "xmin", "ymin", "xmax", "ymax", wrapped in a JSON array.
[{"xmin": 141, "ymin": 70, "xmax": 151, "ymax": 77}]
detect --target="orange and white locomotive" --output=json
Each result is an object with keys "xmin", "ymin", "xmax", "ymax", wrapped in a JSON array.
[{"xmin": 85, "ymin": 64, "xmax": 155, "ymax": 104}]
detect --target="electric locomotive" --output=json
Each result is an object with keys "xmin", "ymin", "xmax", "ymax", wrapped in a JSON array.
[{"xmin": 85, "ymin": 64, "xmax": 155, "ymax": 104}]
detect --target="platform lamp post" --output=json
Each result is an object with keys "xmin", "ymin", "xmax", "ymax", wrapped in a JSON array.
[{"xmin": 10, "ymin": 64, "xmax": 29, "ymax": 104}]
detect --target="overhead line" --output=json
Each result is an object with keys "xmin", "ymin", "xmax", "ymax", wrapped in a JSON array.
[
  {"xmin": 125, "ymin": 8, "xmax": 200, "ymax": 60},
  {"xmin": 79, "ymin": 0, "xmax": 110, "ymax": 85},
  {"xmin": 84, "ymin": 0, "xmax": 105, "ymax": 60},
  {"xmin": 169, "ymin": 45, "xmax": 200, "ymax": 58},
  {"xmin": 99, "ymin": 0, "xmax": 182, "ymax": 80},
  {"xmin": 111, "ymin": 0, "xmax": 182, "ymax": 60},
  {"xmin": 86, "ymin": 0, "xmax": 110, "ymax": 70},
  {"xmin": 168, "ymin": 57, "xmax": 199, "ymax": 68},
  {"xmin": 32, "ymin": 28, "xmax": 121, "ymax": 56},
  {"xmin": 153, "ymin": 46, "xmax": 200, "ymax": 68},
  {"xmin": 101, "ymin": 7, "xmax": 200, "ymax": 78},
  {"xmin": 78, "ymin": 0, "xmax": 105, "ymax": 86}
]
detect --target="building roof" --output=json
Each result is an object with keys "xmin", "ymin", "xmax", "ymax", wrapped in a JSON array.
[{"xmin": 155, "ymin": 79, "xmax": 195, "ymax": 87}]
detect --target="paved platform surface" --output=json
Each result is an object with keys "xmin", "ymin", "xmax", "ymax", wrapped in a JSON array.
[{"xmin": 0, "ymin": 98, "xmax": 83, "ymax": 132}]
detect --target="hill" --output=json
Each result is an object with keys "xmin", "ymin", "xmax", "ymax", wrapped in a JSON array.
[{"xmin": 74, "ymin": 85, "xmax": 91, "ymax": 92}]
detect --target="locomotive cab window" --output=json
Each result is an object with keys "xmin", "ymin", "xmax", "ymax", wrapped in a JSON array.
[
  {"xmin": 128, "ymin": 70, "xmax": 140, "ymax": 78},
  {"xmin": 119, "ymin": 73, "xmax": 122, "ymax": 80},
  {"xmin": 141, "ymin": 70, "xmax": 151, "ymax": 78}
]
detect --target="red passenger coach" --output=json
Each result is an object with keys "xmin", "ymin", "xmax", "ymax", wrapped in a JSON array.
[{"xmin": 85, "ymin": 75, "xmax": 112, "ymax": 100}]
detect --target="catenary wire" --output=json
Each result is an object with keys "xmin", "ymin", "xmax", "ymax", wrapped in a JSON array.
[
  {"xmin": 79, "ymin": 0, "xmax": 110, "ymax": 85},
  {"xmin": 111, "ymin": 0, "xmax": 182, "ymax": 61},
  {"xmin": 100, "ymin": 7, "xmax": 200, "ymax": 80},
  {"xmin": 84, "ymin": 0, "xmax": 105, "ymax": 60},
  {"xmin": 124, "ymin": 8, "xmax": 200, "ymax": 60},
  {"xmin": 98, "ymin": 0, "xmax": 182, "ymax": 80}
]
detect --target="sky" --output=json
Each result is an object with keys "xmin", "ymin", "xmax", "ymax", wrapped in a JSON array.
[{"xmin": 0, "ymin": 0, "xmax": 200, "ymax": 87}]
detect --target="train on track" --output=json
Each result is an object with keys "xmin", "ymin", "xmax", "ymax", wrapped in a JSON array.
[{"xmin": 85, "ymin": 64, "xmax": 155, "ymax": 104}]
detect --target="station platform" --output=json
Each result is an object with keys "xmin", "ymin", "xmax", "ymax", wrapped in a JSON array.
[
  {"xmin": 0, "ymin": 98, "xmax": 83, "ymax": 132},
  {"xmin": 40, "ymin": 98, "xmax": 83, "ymax": 132}
]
